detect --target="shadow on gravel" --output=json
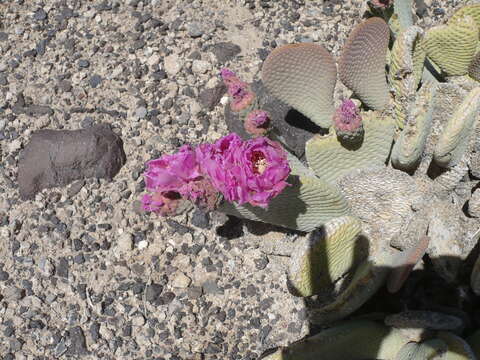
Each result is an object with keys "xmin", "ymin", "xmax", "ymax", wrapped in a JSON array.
[{"xmin": 215, "ymin": 215, "xmax": 480, "ymax": 359}]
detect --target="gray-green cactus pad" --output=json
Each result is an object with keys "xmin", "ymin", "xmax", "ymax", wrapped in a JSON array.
[
  {"xmin": 262, "ymin": 43, "xmax": 337, "ymax": 128},
  {"xmin": 262, "ymin": 320, "xmax": 409, "ymax": 360},
  {"xmin": 338, "ymin": 17, "xmax": 390, "ymax": 110},
  {"xmin": 437, "ymin": 332, "xmax": 477, "ymax": 360},
  {"xmin": 288, "ymin": 216, "xmax": 364, "ymax": 297},
  {"xmin": 218, "ymin": 153, "xmax": 350, "ymax": 232},
  {"xmin": 433, "ymin": 87, "xmax": 480, "ymax": 168},
  {"xmin": 423, "ymin": 16, "xmax": 479, "ymax": 76},
  {"xmin": 391, "ymin": 82, "xmax": 436, "ymax": 171},
  {"xmin": 389, "ymin": 26, "xmax": 426, "ymax": 129},
  {"xmin": 306, "ymin": 111, "xmax": 395, "ymax": 185},
  {"xmin": 308, "ymin": 259, "xmax": 390, "ymax": 325}
]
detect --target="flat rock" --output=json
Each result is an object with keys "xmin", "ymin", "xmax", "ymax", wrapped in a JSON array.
[{"xmin": 18, "ymin": 124, "xmax": 126, "ymax": 199}]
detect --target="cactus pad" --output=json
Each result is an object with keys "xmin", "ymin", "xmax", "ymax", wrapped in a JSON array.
[
  {"xmin": 306, "ymin": 112, "xmax": 395, "ymax": 184},
  {"xmin": 288, "ymin": 216, "xmax": 363, "ymax": 297},
  {"xmin": 262, "ymin": 43, "xmax": 337, "ymax": 128},
  {"xmin": 423, "ymin": 16, "xmax": 479, "ymax": 76},
  {"xmin": 391, "ymin": 82, "xmax": 436, "ymax": 171},
  {"xmin": 433, "ymin": 87, "xmax": 480, "ymax": 168},
  {"xmin": 449, "ymin": 4, "xmax": 480, "ymax": 28},
  {"xmin": 308, "ymin": 259, "xmax": 391, "ymax": 325},
  {"xmin": 218, "ymin": 153, "xmax": 350, "ymax": 232},
  {"xmin": 437, "ymin": 332, "xmax": 477, "ymax": 360},
  {"xmin": 262, "ymin": 320, "xmax": 409, "ymax": 360},
  {"xmin": 389, "ymin": 26, "xmax": 426, "ymax": 129},
  {"xmin": 393, "ymin": 0, "xmax": 414, "ymax": 31},
  {"xmin": 338, "ymin": 17, "xmax": 390, "ymax": 110}
]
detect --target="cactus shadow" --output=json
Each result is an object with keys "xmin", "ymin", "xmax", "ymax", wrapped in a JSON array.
[{"xmin": 260, "ymin": 250, "xmax": 480, "ymax": 359}]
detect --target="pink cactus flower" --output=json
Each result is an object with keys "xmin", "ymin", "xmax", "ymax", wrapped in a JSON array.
[
  {"xmin": 141, "ymin": 191, "xmax": 181, "ymax": 216},
  {"xmin": 220, "ymin": 68, "xmax": 256, "ymax": 112},
  {"xmin": 141, "ymin": 145, "xmax": 219, "ymax": 215},
  {"xmin": 198, "ymin": 133, "xmax": 291, "ymax": 208},
  {"xmin": 245, "ymin": 110, "xmax": 271, "ymax": 136}
]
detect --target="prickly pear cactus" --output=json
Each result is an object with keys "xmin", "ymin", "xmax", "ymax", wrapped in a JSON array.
[{"xmin": 219, "ymin": 2, "xmax": 480, "ymax": 358}]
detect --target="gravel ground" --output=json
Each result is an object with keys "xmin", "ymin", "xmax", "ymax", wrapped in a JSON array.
[{"xmin": 0, "ymin": 0, "xmax": 466, "ymax": 359}]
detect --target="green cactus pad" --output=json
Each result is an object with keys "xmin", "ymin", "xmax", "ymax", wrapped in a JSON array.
[
  {"xmin": 391, "ymin": 82, "xmax": 436, "ymax": 171},
  {"xmin": 469, "ymin": 51, "xmax": 480, "ymax": 81},
  {"xmin": 262, "ymin": 43, "xmax": 337, "ymax": 128},
  {"xmin": 262, "ymin": 320, "xmax": 409, "ymax": 360},
  {"xmin": 395, "ymin": 341, "xmax": 448, "ymax": 360},
  {"xmin": 308, "ymin": 258, "xmax": 390, "ymax": 325},
  {"xmin": 338, "ymin": 17, "xmax": 390, "ymax": 110},
  {"xmin": 449, "ymin": 4, "xmax": 480, "ymax": 28},
  {"xmin": 437, "ymin": 332, "xmax": 477, "ymax": 360},
  {"xmin": 217, "ymin": 153, "xmax": 350, "ymax": 232},
  {"xmin": 416, "ymin": 339, "xmax": 448, "ymax": 359},
  {"xmin": 433, "ymin": 87, "xmax": 480, "ymax": 168},
  {"xmin": 423, "ymin": 16, "xmax": 479, "ymax": 76},
  {"xmin": 306, "ymin": 112, "xmax": 395, "ymax": 184},
  {"xmin": 389, "ymin": 26, "xmax": 426, "ymax": 129},
  {"xmin": 467, "ymin": 329, "xmax": 480, "ymax": 357},
  {"xmin": 393, "ymin": 0, "xmax": 414, "ymax": 32},
  {"xmin": 288, "ymin": 216, "xmax": 363, "ymax": 297}
]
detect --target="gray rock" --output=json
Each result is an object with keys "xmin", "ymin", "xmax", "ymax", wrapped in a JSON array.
[
  {"xmin": 198, "ymin": 83, "xmax": 226, "ymax": 111},
  {"xmin": 34, "ymin": 8, "xmax": 48, "ymax": 21},
  {"xmin": 210, "ymin": 42, "xmax": 241, "ymax": 63},
  {"xmin": 58, "ymin": 79, "xmax": 72, "ymax": 92},
  {"xmin": 18, "ymin": 124, "xmax": 126, "ymax": 199},
  {"xmin": 135, "ymin": 106, "xmax": 147, "ymax": 119},
  {"xmin": 190, "ymin": 208, "xmax": 210, "ymax": 229},
  {"xmin": 89, "ymin": 74, "xmax": 102, "ymax": 88},
  {"xmin": 187, "ymin": 22, "xmax": 204, "ymax": 37},
  {"xmin": 145, "ymin": 283, "xmax": 163, "ymax": 303},
  {"xmin": 224, "ymin": 80, "xmax": 320, "ymax": 159},
  {"xmin": 67, "ymin": 326, "xmax": 88, "ymax": 356},
  {"xmin": 78, "ymin": 59, "xmax": 90, "ymax": 68},
  {"xmin": 56, "ymin": 257, "xmax": 69, "ymax": 278},
  {"xmin": 0, "ymin": 74, "xmax": 7, "ymax": 86}
]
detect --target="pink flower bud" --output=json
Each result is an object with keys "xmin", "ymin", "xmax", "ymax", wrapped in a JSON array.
[
  {"xmin": 333, "ymin": 99, "xmax": 364, "ymax": 142},
  {"xmin": 245, "ymin": 110, "xmax": 271, "ymax": 136},
  {"xmin": 220, "ymin": 68, "xmax": 255, "ymax": 112}
]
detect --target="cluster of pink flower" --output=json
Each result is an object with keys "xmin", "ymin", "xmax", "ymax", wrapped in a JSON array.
[{"xmin": 141, "ymin": 133, "xmax": 291, "ymax": 216}]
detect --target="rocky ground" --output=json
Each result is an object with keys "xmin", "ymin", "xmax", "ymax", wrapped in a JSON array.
[{"xmin": 0, "ymin": 0, "xmax": 466, "ymax": 359}]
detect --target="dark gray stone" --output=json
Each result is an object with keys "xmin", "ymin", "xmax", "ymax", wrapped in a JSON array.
[
  {"xmin": 58, "ymin": 79, "xmax": 72, "ymax": 92},
  {"xmin": 145, "ymin": 283, "xmax": 163, "ymax": 303},
  {"xmin": 67, "ymin": 326, "xmax": 88, "ymax": 356},
  {"xmin": 0, "ymin": 74, "xmax": 7, "ymax": 86},
  {"xmin": 34, "ymin": 8, "xmax": 48, "ymax": 21},
  {"xmin": 18, "ymin": 124, "xmax": 126, "ymax": 199},
  {"xmin": 210, "ymin": 42, "xmax": 241, "ymax": 63},
  {"xmin": 190, "ymin": 208, "xmax": 210, "ymax": 229},
  {"xmin": 78, "ymin": 59, "xmax": 90, "ymax": 68},
  {"xmin": 89, "ymin": 74, "xmax": 102, "ymax": 88},
  {"xmin": 198, "ymin": 83, "xmax": 226, "ymax": 111},
  {"xmin": 36, "ymin": 40, "xmax": 47, "ymax": 56},
  {"xmin": 0, "ymin": 32, "xmax": 8, "ymax": 41},
  {"xmin": 56, "ymin": 257, "xmax": 69, "ymax": 278},
  {"xmin": 224, "ymin": 80, "xmax": 321, "ymax": 159}
]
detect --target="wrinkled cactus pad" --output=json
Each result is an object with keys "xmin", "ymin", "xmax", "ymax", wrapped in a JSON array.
[
  {"xmin": 262, "ymin": 43, "xmax": 337, "ymax": 128},
  {"xmin": 288, "ymin": 216, "xmax": 363, "ymax": 297},
  {"xmin": 433, "ymin": 87, "xmax": 480, "ymax": 168},
  {"xmin": 306, "ymin": 112, "xmax": 395, "ymax": 184},
  {"xmin": 338, "ymin": 17, "xmax": 390, "ymax": 110},
  {"xmin": 423, "ymin": 15, "xmax": 479, "ymax": 76},
  {"xmin": 218, "ymin": 153, "xmax": 350, "ymax": 232}
]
